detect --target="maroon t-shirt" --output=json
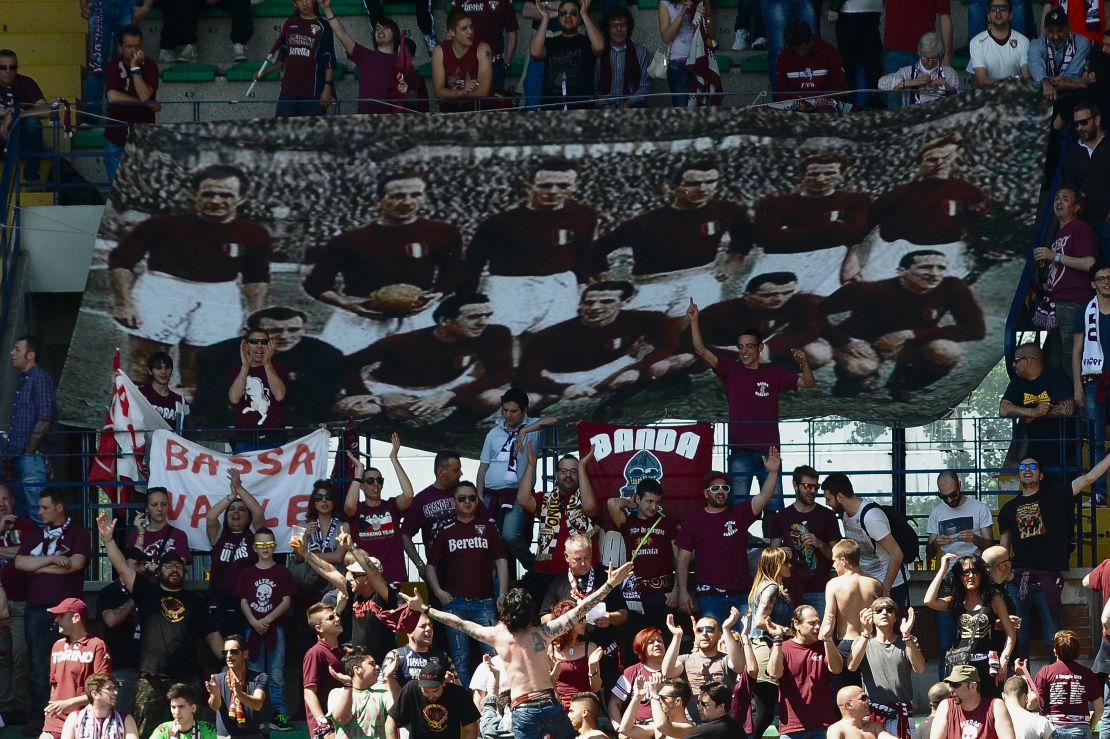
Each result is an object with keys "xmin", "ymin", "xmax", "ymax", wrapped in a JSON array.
[
  {"xmin": 302, "ymin": 638, "xmax": 344, "ymax": 716},
  {"xmin": 108, "ymin": 213, "xmax": 272, "ymax": 284},
  {"xmin": 1033, "ymin": 659, "xmax": 1101, "ymax": 725},
  {"xmin": 0, "ymin": 516, "xmax": 35, "ymax": 600},
  {"xmin": 777, "ymin": 640, "xmax": 837, "ymax": 733},
  {"xmin": 304, "ymin": 217, "xmax": 462, "ymax": 298},
  {"xmin": 1045, "ymin": 219, "xmax": 1098, "ymax": 304},
  {"xmin": 674, "ymin": 502, "xmax": 754, "ymax": 593},
  {"xmin": 138, "ymin": 384, "xmax": 188, "ymax": 425},
  {"xmin": 236, "ymin": 562, "xmax": 296, "ymax": 619},
  {"xmin": 44, "ymin": 635, "xmax": 112, "ymax": 734},
  {"xmin": 17, "ymin": 520, "xmax": 92, "ymax": 607},
  {"xmin": 229, "ymin": 362, "xmax": 290, "ymax": 434},
  {"xmin": 595, "ymin": 200, "xmax": 753, "ymax": 275},
  {"xmin": 348, "ymin": 44, "xmax": 400, "ymax": 114},
  {"xmin": 775, "ymin": 37, "xmax": 848, "ymax": 101},
  {"xmin": 869, "ymin": 177, "xmax": 985, "ymax": 246},
  {"xmin": 884, "ymin": 0, "xmax": 951, "ymax": 52},
  {"xmin": 427, "ymin": 518, "xmax": 505, "ymax": 598},
  {"xmin": 126, "ymin": 524, "xmax": 193, "ymax": 565},
  {"xmin": 353, "ymin": 499, "xmax": 407, "ymax": 584},
  {"xmin": 1087, "ymin": 559, "xmax": 1110, "ymax": 609},
  {"xmin": 619, "ymin": 513, "xmax": 677, "ymax": 589},
  {"xmin": 767, "ymin": 504, "xmax": 840, "ymax": 598},
  {"xmin": 714, "ymin": 359, "xmax": 798, "ymax": 452},
  {"xmin": 685, "ymin": 294, "xmax": 823, "ymax": 365},
  {"xmin": 210, "ymin": 529, "xmax": 257, "ymax": 593},
  {"xmin": 0, "ymin": 74, "xmax": 45, "ymax": 111},
  {"xmin": 402, "ymin": 485, "xmax": 494, "ymax": 554},
  {"xmin": 454, "ymin": 0, "xmax": 518, "ymax": 62},
  {"xmin": 464, "ymin": 203, "xmax": 598, "ymax": 289},
  {"xmin": 277, "ymin": 15, "xmax": 335, "ymax": 98},
  {"xmin": 104, "ymin": 56, "xmax": 158, "ymax": 146},
  {"xmin": 753, "ymin": 191, "xmax": 872, "ymax": 252}
]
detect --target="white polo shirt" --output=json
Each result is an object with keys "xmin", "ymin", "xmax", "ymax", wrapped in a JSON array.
[{"xmin": 968, "ymin": 29, "xmax": 1030, "ymax": 79}]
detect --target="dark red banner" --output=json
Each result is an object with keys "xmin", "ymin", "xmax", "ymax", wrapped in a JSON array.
[{"xmin": 577, "ymin": 422, "xmax": 715, "ymax": 528}]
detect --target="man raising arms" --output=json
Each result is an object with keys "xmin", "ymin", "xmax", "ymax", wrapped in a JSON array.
[{"xmin": 397, "ymin": 561, "xmax": 634, "ymax": 739}]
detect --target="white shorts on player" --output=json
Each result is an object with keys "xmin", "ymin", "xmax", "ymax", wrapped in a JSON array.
[
  {"xmin": 743, "ymin": 246, "xmax": 849, "ymax": 296},
  {"xmin": 857, "ymin": 230, "xmax": 969, "ymax": 282},
  {"xmin": 320, "ymin": 303, "xmax": 438, "ymax": 356},
  {"xmin": 627, "ymin": 265, "xmax": 723, "ymax": 317},
  {"xmin": 127, "ymin": 271, "xmax": 242, "ymax": 346},
  {"xmin": 543, "ymin": 354, "xmax": 639, "ymax": 392},
  {"xmin": 479, "ymin": 272, "xmax": 580, "ymax": 335}
]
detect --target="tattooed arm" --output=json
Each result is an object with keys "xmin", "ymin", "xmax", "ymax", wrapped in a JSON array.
[
  {"xmin": 540, "ymin": 562, "xmax": 634, "ymax": 641},
  {"xmin": 398, "ymin": 591, "xmax": 500, "ymax": 645}
]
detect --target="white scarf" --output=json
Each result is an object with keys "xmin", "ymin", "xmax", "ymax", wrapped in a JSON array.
[
  {"xmin": 74, "ymin": 707, "xmax": 126, "ymax": 739},
  {"xmin": 1082, "ymin": 297, "xmax": 1105, "ymax": 378},
  {"xmin": 33, "ymin": 518, "xmax": 71, "ymax": 556}
]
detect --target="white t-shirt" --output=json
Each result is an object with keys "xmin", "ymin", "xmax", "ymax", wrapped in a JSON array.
[
  {"xmin": 843, "ymin": 504, "xmax": 905, "ymax": 587},
  {"xmin": 468, "ymin": 656, "xmax": 505, "ymax": 695},
  {"xmin": 968, "ymin": 29, "xmax": 1030, "ymax": 79},
  {"xmin": 1007, "ymin": 704, "xmax": 1054, "ymax": 739},
  {"xmin": 926, "ymin": 498, "xmax": 994, "ymax": 558}
]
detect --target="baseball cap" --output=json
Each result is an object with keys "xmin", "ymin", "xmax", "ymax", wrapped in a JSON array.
[
  {"xmin": 47, "ymin": 597, "xmax": 89, "ymax": 618},
  {"xmin": 347, "ymin": 561, "xmax": 366, "ymax": 575},
  {"xmin": 159, "ymin": 552, "xmax": 186, "ymax": 566},
  {"xmin": 943, "ymin": 665, "xmax": 979, "ymax": 684},
  {"xmin": 703, "ymin": 470, "xmax": 728, "ymax": 486},
  {"xmin": 1044, "ymin": 7, "xmax": 1068, "ymax": 28},
  {"xmin": 417, "ymin": 657, "xmax": 447, "ymax": 687}
]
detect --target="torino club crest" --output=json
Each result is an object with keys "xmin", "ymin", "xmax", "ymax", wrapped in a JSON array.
[{"xmin": 619, "ymin": 449, "xmax": 663, "ymax": 497}]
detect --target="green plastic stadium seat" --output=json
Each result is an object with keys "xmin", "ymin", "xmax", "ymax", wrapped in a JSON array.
[
  {"xmin": 739, "ymin": 53, "xmax": 767, "ymax": 74},
  {"xmin": 383, "ymin": 2, "xmax": 415, "ymax": 13},
  {"xmin": 953, "ymin": 53, "xmax": 970, "ymax": 70},
  {"xmin": 226, "ymin": 61, "xmax": 275, "ymax": 82},
  {"xmin": 716, "ymin": 54, "xmax": 731, "ymax": 73},
  {"xmin": 417, "ymin": 61, "xmax": 433, "ymax": 79},
  {"xmin": 636, "ymin": 0, "xmax": 660, "ymax": 8},
  {"xmin": 331, "ymin": 65, "xmax": 348, "ymax": 80},
  {"xmin": 71, "ymin": 128, "xmax": 105, "ymax": 150},
  {"xmin": 506, "ymin": 57, "xmax": 526, "ymax": 77},
  {"xmin": 161, "ymin": 63, "xmax": 219, "ymax": 83}
]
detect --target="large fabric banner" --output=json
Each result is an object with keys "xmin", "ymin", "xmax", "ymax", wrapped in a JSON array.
[
  {"xmin": 59, "ymin": 87, "xmax": 1048, "ymax": 454},
  {"xmin": 577, "ymin": 421, "xmax": 714, "ymax": 526},
  {"xmin": 147, "ymin": 428, "xmax": 332, "ymax": 553}
]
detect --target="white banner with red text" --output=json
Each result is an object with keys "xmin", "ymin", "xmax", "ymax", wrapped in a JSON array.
[{"xmin": 147, "ymin": 428, "xmax": 332, "ymax": 553}]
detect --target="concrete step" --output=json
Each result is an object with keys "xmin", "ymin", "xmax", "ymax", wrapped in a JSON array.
[
  {"xmin": 0, "ymin": 32, "xmax": 86, "ymax": 65},
  {"xmin": 0, "ymin": 3, "xmax": 86, "ymax": 34}
]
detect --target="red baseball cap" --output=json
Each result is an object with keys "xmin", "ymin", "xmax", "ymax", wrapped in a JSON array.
[{"xmin": 47, "ymin": 598, "xmax": 88, "ymax": 618}]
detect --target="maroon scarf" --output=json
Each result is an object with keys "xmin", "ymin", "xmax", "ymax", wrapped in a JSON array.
[{"xmin": 597, "ymin": 41, "xmax": 642, "ymax": 97}]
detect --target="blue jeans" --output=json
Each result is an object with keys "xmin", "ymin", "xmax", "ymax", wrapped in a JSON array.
[
  {"xmin": 275, "ymin": 97, "xmax": 325, "ymax": 117},
  {"xmin": 802, "ymin": 591, "xmax": 825, "ymax": 618},
  {"xmin": 512, "ymin": 695, "xmax": 575, "ymax": 739},
  {"xmin": 666, "ymin": 59, "xmax": 690, "ymax": 107},
  {"xmin": 1084, "ymin": 382, "xmax": 1108, "ymax": 502},
  {"xmin": 1008, "ymin": 582, "xmax": 1062, "ymax": 659},
  {"xmin": 967, "ymin": 0, "xmax": 1028, "ymax": 40},
  {"xmin": 17, "ymin": 117, "xmax": 45, "ymax": 181},
  {"xmin": 783, "ymin": 731, "xmax": 827, "ymax": 739},
  {"xmin": 85, "ymin": 0, "xmax": 133, "ymax": 120},
  {"xmin": 441, "ymin": 597, "xmax": 496, "ymax": 688},
  {"xmin": 14, "ymin": 454, "xmax": 48, "ymax": 524},
  {"xmin": 883, "ymin": 50, "xmax": 918, "ymax": 108},
  {"xmin": 1100, "ymin": 679, "xmax": 1110, "ymax": 739},
  {"xmin": 936, "ymin": 608, "xmax": 956, "ymax": 680},
  {"xmin": 727, "ymin": 449, "xmax": 785, "ymax": 511},
  {"xmin": 1052, "ymin": 726, "xmax": 1091, "ymax": 739},
  {"xmin": 247, "ymin": 625, "xmax": 287, "ymax": 715},
  {"xmin": 762, "ymin": 0, "xmax": 817, "ymax": 92},
  {"xmin": 104, "ymin": 140, "xmax": 125, "ymax": 184},
  {"xmin": 487, "ymin": 498, "xmax": 534, "ymax": 568},
  {"xmin": 696, "ymin": 595, "xmax": 748, "ymax": 624},
  {"xmin": 25, "ymin": 605, "xmax": 56, "ymax": 717}
]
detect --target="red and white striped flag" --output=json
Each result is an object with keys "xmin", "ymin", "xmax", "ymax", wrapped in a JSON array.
[
  {"xmin": 685, "ymin": 0, "xmax": 722, "ymax": 107},
  {"xmin": 87, "ymin": 350, "xmax": 171, "ymax": 508}
]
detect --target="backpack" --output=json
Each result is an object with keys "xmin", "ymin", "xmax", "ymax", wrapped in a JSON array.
[{"xmin": 859, "ymin": 502, "xmax": 921, "ymax": 565}]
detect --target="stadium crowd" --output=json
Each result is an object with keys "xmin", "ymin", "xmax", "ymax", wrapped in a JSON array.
[{"xmin": 0, "ymin": 310, "xmax": 1109, "ymax": 739}]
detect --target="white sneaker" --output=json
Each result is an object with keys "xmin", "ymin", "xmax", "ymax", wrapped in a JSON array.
[
  {"xmin": 176, "ymin": 43, "xmax": 197, "ymax": 62},
  {"xmin": 732, "ymin": 29, "xmax": 750, "ymax": 50},
  {"xmin": 158, "ymin": 48, "xmax": 176, "ymax": 64},
  {"xmin": 751, "ymin": 36, "xmax": 768, "ymax": 50},
  {"xmin": 232, "ymin": 43, "xmax": 248, "ymax": 61}
]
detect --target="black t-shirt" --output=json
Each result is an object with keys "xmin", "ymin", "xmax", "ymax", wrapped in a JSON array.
[
  {"xmin": 541, "ymin": 34, "xmax": 596, "ymax": 103},
  {"xmin": 388, "ymin": 681, "xmax": 478, "ymax": 739},
  {"xmin": 130, "ymin": 576, "xmax": 216, "ymax": 677},
  {"xmin": 394, "ymin": 646, "xmax": 456, "ymax": 689},
  {"xmin": 350, "ymin": 586, "xmax": 399, "ymax": 665},
  {"xmin": 214, "ymin": 668, "xmax": 269, "ymax": 736},
  {"xmin": 688, "ymin": 716, "xmax": 741, "ymax": 739},
  {"xmin": 1002, "ymin": 366, "xmax": 1074, "ymax": 445},
  {"xmin": 997, "ymin": 486, "xmax": 1074, "ymax": 571},
  {"xmin": 97, "ymin": 580, "xmax": 140, "ymax": 670}
]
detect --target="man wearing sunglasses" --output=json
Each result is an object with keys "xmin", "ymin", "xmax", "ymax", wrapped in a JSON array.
[
  {"xmin": 234, "ymin": 528, "xmax": 295, "ymax": 731},
  {"xmin": 925, "ymin": 470, "xmax": 995, "ymax": 679},
  {"xmin": 846, "ymin": 598, "xmax": 925, "ymax": 738},
  {"xmin": 769, "ymin": 463, "xmax": 841, "ymax": 617},
  {"xmin": 205, "ymin": 635, "xmax": 269, "ymax": 739},
  {"xmin": 0, "ymin": 49, "xmax": 48, "ymax": 183},
  {"xmin": 685, "ymin": 681, "xmax": 738, "ymax": 739},
  {"xmin": 95, "ymin": 513, "xmax": 223, "ymax": 739},
  {"xmin": 425, "ymin": 482, "xmax": 509, "ymax": 689},
  {"xmin": 997, "ymin": 457, "xmax": 1090, "ymax": 659},
  {"xmin": 1000, "ymin": 342, "xmax": 1076, "ymax": 477},
  {"xmin": 1064, "ymin": 104, "xmax": 1110, "ymax": 260}
]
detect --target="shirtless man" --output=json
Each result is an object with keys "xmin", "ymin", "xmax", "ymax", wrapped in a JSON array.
[
  {"xmin": 399, "ymin": 561, "xmax": 634, "ymax": 739},
  {"xmin": 823, "ymin": 539, "xmax": 883, "ymax": 685},
  {"xmin": 828, "ymin": 686, "xmax": 899, "ymax": 739}
]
